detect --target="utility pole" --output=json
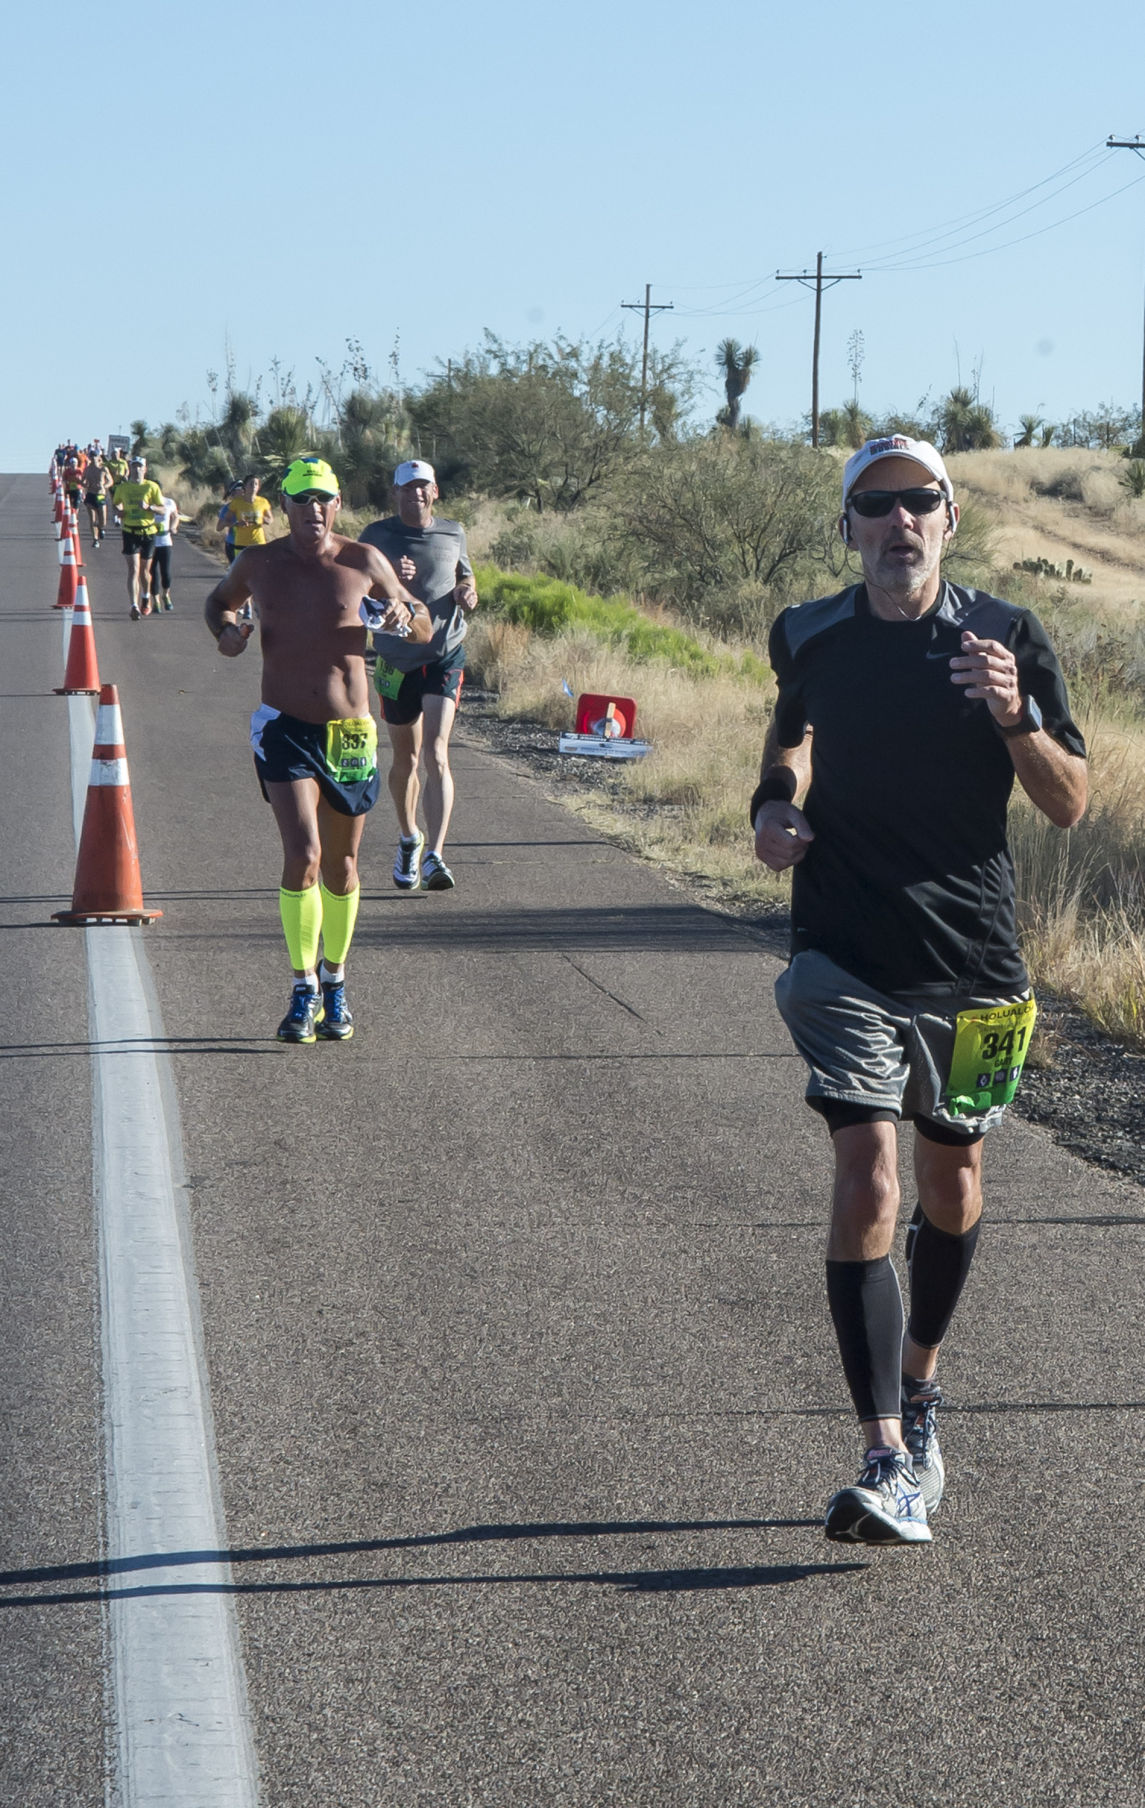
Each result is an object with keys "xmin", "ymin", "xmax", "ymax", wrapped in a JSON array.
[
  {"xmin": 621, "ymin": 283, "xmax": 674, "ymax": 435},
  {"xmin": 1107, "ymin": 136, "xmax": 1145, "ymax": 444},
  {"xmin": 776, "ymin": 252, "xmax": 862, "ymax": 447}
]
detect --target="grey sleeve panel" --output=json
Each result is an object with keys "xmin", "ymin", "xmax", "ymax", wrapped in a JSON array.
[
  {"xmin": 941, "ymin": 583, "xmax": 1087, "ymax": 758},
  {"xmin": 937, "ymin": 582, "xmax": 1018, "ymax": 640},
  {"xmin": 780, "ymin": 586, "xmax": 860, "ymax": 659},
  {"xmin": 769, "ymin": 590, "xmax": 860, "ymax": 750}
]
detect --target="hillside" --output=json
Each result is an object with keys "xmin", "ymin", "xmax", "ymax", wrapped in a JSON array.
[{"xmin": 949, "ymin": 446, "xmax": 1145, "ymax": 613}]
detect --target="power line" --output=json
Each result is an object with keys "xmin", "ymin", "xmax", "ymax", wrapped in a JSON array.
[
  {"xmin": 871, "ymin": 166, "xmax": 1145, "ymax": 273},
  {"xmin": 661, "ymin": 142, "xmax": 1112, "ymax": 304},
  {"xmin": 836, "ymin": 143, "xmax": 1113, "ymax": 263},
  {"xmin": 776, "ymin": 253, "xmax": 861, "ymax": 447},
  {"xmin": 1107, "ymin": 136, "xmax": 1145, "ymax": 440},
  {"xmin": 859, "ymin": 151, "xmax": 1117, "ymax": 270}
]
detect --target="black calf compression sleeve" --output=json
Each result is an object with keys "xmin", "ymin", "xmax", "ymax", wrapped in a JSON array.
[
  {"xmin": 907, "ymin": 1211, "xmax": 981, "ymax": 1349},
  {"xmin": 825, "ymin": 1257, "xmax": 904, "ymax": 1422}
]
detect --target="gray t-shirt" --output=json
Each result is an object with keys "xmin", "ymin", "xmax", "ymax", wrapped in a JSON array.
[{"xmin": 358, "ymin": 515, "xmax": 473, "ymax": 671}]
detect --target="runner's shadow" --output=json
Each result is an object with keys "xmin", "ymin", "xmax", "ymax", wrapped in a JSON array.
[
  {"xmin": 0, "ymin": 1514, "xmax": 861, "ymax": 1606},
  {"xmin": 0, "ymin": 1514, "xmax": 822, "ymax": 1586},
  {"xmin": 354, "ymin": 904, "xmax": 759, "ymax": 955},
  {"xmin": 0, "ymin": 1037, "xmax": 280, "ymax": 1059}
]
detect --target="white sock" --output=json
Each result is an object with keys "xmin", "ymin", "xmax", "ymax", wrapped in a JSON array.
[{"xmin": 320, "ymin": 961, "xmax": 344, "ymax": 985}]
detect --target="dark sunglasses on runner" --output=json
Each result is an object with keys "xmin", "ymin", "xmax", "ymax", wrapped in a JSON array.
[{"xmin": 848, "ymin": 487, "xmax": 946, "ymax": 518}]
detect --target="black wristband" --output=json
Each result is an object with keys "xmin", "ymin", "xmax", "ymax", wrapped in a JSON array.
[{"xmin": 749, "ymin": 770, "xmax": 797, "ymax": 824}]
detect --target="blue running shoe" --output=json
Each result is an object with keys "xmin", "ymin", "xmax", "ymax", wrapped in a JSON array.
[
  {"xmin": 825, "ymin": 1447, "xmax": 931, "ymax": 1545},
  {"xmin": 317, "ymin": 979, "xmax": 354, "ymax": 1040},
  {"xmin": 276, "ymin": 984, "xmax": 324, "ymax": 1044}
]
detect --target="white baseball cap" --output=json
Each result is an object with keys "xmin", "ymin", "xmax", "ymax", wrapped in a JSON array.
[
  {"xmin": 394, "ymin": 459, "xmax": 435, "ymax": 487},
  {"xmin": 842, "ymin": 436, "xmax": 952, "ymax": 508}
]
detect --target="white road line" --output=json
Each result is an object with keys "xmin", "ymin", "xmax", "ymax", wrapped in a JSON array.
[{"xmin": 68, "ymin": 696, "xmax": 260, "ymax": 1807}]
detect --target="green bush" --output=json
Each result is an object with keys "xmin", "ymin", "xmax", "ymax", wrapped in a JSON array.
[{"xmin": 473, "ymin": 563, "xmax": 767, "ymax": 682}]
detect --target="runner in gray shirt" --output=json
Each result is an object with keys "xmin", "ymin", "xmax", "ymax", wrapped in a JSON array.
[{"xmin": 359, "ymin": 459, "xmax": 478, "ymax": 891}]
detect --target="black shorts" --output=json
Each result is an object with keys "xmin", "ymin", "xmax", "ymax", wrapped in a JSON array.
[
  {"xmin": 375, "ymin": 644, "xmax": 466, "ymax": 726},
  {"xmin": 84, "ymin": 493, "xmax": 105, "ymax": 511},
  {"xmin": 249, "ymin": 705, "xmax": 381, "ymax": 817},
  {"xmin": 67, "ymin": 487, "xmax": 82, "ymax": 506},
  {"xmin": 121, "ymin": 529, "xmax": 156, "ymax": 557}
]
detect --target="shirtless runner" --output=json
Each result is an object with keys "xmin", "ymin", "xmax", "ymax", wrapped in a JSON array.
[{"xmin": 204, "ymin": 455, "xmax": 432, "ymax": 1042}]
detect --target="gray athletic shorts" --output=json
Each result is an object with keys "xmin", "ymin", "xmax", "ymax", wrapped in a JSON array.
[{"xmin": 774, "ymin": 949, "xmax": 1030, "ymax": 1140}]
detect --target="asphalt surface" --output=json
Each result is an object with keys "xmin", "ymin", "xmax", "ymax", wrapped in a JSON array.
[{"xmin": 2, "ymin": 473, "xmax": 1144, "ymax": 1806}]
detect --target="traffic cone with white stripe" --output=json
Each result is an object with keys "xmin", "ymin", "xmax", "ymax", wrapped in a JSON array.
[
  {"xmin": 53, "ymin": 684, "xmax": 162, "ymax": 924},
  {"xmin": 54, "ymin": 536, "xmax": 78, "ymax": 609},
  {"xmin": 53, "ymin": 487, "xmax": 64, "ymax": 530},
  {"xmin": 54, "ymin": 576, "xmax": 100, "ymax": 694}
]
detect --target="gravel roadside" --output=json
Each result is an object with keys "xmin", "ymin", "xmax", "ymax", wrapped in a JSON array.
[{"xmin": 458, "ymin": 697, "xmax": 1145, "ymax": 1191}]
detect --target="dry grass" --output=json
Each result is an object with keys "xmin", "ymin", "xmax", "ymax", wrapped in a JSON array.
[{"xmin": 467, "ymin": 615, "xmax": 788, "ymax": 909}]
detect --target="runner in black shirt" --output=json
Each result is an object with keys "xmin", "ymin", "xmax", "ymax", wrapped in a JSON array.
[{"xmin": 751, "ymin": 436, "xmax": 1087, "ymax": 1545}]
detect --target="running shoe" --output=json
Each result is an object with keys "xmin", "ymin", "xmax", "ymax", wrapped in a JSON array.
[
  {"xmin": 130, "ymin": 603, "xmax": 141, "ymax": 621},
  {"xmin": 317, "ymin": 979, "xmax": 354, "ymax": 1040},
  {"xmin": 901, "ymin": 1376, "xmax": 945, "ymax": 1514},
  {"xmin": 140, "ymin": 600, "xmax": 152, "ymax": 617},
  {"xmin": 420, "ymin": 851, "xmax": 455, "ymax": 891},
  {"xmin": 825, "ymin": 1447, "xmax": 931, "ymax": 1545},
  {"xmin": 393, "ymin": 830, "xmax": 424, "ymax": 890},
  {"xmin": 163, "ymin": 597, "xmax": 174, "ymax": 612},
  {"xmin": 276, "ymin": 984, "xmax": 325, "ymax": 1044}
]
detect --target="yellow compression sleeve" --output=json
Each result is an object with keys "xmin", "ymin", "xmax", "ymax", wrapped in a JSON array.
[
  {"xmin": 279, "ymin": 885, "xmax": 323, "ymax": 972},
  {"xmin": 319, "ymin": 883, "xmax": 360, "ymax": 966}
]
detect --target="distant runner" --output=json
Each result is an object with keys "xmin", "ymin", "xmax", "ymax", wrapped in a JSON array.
[
  {"xmin": 218, "ymin": 474, "xmax": 273, "ymax": 555},
  {"xmin": 204, "ymin": 456, "xmax": 432, "ymax": 1043},
  {"xmin": 112, "ymin": 454, "xmax": 163, "ymax": 619},
  {"xmin": 359, "ymin": 460, "xmax": 478, "ymax": 892},
  {"xmin": 752, "ymin": 436, "xmax": 1087, "ymax": 1546},
  {"xmin": 83, "ymin": 453, "xmax": 111, "ymax": 547},
  {"xmin": 148, "ymin": 490, "xmax": 180, "ymax": 610}
]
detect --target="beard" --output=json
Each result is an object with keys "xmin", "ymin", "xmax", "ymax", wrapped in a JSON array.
[{"xmin": 867, "ymin": 534, "xmax": 943, "ymax": 599}]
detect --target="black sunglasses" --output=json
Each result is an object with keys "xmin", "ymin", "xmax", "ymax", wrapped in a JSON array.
[{"xmin": 848, "ymin": 488, "xmax": 946, "ymax": 519}]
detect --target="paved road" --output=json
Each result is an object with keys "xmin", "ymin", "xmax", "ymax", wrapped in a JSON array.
[{"xmin": 2, "ymin": 473, "xmax": 1143, "ymax": 1806}]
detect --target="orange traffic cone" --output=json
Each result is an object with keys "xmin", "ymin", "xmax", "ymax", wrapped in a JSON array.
[
  {"xmin": 53, "ymin": 489, "xmax": 64, "ymax": 528},
  {"xmin": 53, "ymin": 685, "xmax": 161, "ymax": 925},
  {"xmin": 70, "ymin": 516, "xmax": 84, "ymax": 569},
  {"xmin": 54, "ymin": 576, "xmax": 100, "ymax": 694},
  {"xmin": 54, "ymin": 537, "xmax": 78, "ymax": 609}
]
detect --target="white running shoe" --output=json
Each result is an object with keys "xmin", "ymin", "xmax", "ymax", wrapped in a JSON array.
[
  {"xmin": 393, "ymin": 830, "xmax": 424, "ymax": 890},
  {"xmin": 901, "ymin": 1379, "xmax": 945, "ymax": 1514},
  {"xmin": 825, "ymin": 1447, "xmax": 931, "ymax": 1545},
  {"xmin": 420, "ymin": 851, "xmax": 455, "ymax": 891}
]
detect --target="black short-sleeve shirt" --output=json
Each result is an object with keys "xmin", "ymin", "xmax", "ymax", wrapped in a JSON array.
[{"xmin": 767, "ymin": 580, "xmax": 1086, "ymax": 998}]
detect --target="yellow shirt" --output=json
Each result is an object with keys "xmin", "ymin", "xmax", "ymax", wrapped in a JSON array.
[
  {"xmin": 112, "ymin": 479, "xmax": 163, "ymax": 531},
  {"xmin": 224, "ymin": 493, "xmax": 273, "ymax": 547}
]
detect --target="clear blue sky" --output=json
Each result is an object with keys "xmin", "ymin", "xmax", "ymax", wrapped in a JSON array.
[{"xmin": 3, "ymin": 0, "xmax": 1145, "ymax": 467}]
